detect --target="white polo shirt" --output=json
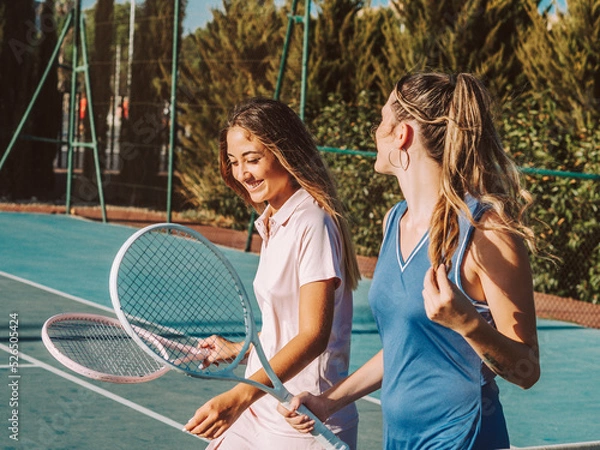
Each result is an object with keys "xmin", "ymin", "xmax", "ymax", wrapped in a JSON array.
[{"xmin": 245, "ymin": 188, "xmax": 358, "ymax": 436}]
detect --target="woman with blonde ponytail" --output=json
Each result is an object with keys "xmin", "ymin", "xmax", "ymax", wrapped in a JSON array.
[
  {"xmin": 185, "ymin": 98, "xmax": 360, "ymax": 449},
  {"xmin": 281, "ymin": 73, "xmax": 540, "ymax": 450}
]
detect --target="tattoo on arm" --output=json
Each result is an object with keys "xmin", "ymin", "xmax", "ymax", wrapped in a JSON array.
[{"xmin": 483, "ymin": 352, "xmax": 506, "ymax": 375}]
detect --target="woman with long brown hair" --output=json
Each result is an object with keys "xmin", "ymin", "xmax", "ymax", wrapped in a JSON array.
[{"xmin": 185, "ymin": 97, "xmax": 361, "ymax": 449}]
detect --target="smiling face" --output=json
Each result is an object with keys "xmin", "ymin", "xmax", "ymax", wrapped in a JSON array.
[{"xmin": 226, "ymin": 126, "xmax": 297, "ymax": 212}]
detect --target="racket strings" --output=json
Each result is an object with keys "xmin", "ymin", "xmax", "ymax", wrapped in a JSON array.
[
  {"xmin": 116, "ymin": 227, "xmax": 249, "ymax": 375},
  {"xmin": 47, "ymin": 319, "xmax": 165, "ymax": 377}
]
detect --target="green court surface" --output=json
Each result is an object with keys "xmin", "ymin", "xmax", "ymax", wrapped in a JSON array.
[{"xmin": 1, "ymin": 212, "xmax": 599, "ymax": 449}]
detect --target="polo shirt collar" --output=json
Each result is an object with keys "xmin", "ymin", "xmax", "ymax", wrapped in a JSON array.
[{"xmin": 254, "ymin": 188, "xmax": 312, "ymax": 241}]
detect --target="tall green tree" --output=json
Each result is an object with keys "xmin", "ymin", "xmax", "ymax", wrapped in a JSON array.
[
  {"xmin": 176, "ymin": 0, "xmax": 391, "ymax": 218},
  {"xmin": 181, "ymin": 0, "xmax": 281, "ymax": 111},
  {"xmin": 517, "ymin": 0, "xmax": 600, "ymax": 129},
  {"xmin": 0, "ymin": 1, "xmax": 38, "ymax": 199},
  {"xmin": 177, "ymin": 0, "xmax": 282, "ymax": 220},
  {"xmin": 88, "ymin": 0, "xmax": 114, "ymax": 178},
  {"xmin": 0, "ymin": 4, "xmax": 5, "ymax": 49},
  {"xmin": 30, "ymin": 0, "xmax": 62, "ymax": 200},
  {"xmin": 308, "ymin": 0, "xmax": 364, "ymax": 103},
  {"xmin": 74, "ymin": 0, "xmax": 114, "ymax": 203},
  {"xmin": 307, "ymin": 0, "xmax": 388, "ymax": 106},
  {"xmin": 375, "ymin": 0, "xmax": 531, "ymax": 100}
]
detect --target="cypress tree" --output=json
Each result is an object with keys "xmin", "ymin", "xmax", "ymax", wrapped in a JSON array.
[
  {"xmin": 0, "ymin": 1, "xmax": 37, "ymax": 199},
  {"xmin": 176, "ymin": 0, "xmax": 281, "ymax": 220},
  {"xmin": 309, "ymin": 0, "xmax": 365, "ymax": 103},
  {"xmin": 31, "ymin": 0, "xmax": 62, "ymax": 200},
  {"xmin": 517, "ymin": 0, "xmax": 600, "ymax": 128},
  {"xmin": 70, "ymin": 0, "xmax": 114, "ymax": 203},
  {"xmin": 85, "ymin": 0, "xmax": 114, "ymax": 193},
  {"xmin": 306, "ymin": 0, "xmax": 388, "ymax": 107},
  {"xmin": 376, "ymin": 0, "xmax": 530, "ymax": 100}
]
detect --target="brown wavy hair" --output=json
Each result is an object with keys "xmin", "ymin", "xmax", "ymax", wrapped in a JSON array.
[{"xmin": 219, "ymin": 97, "xmax": 361, "ymax": 290}]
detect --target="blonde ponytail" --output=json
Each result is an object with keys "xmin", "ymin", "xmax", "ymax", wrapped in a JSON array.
[{"xmin": 391, "ymin": 73, "xmax": 536, "ymax": 268}]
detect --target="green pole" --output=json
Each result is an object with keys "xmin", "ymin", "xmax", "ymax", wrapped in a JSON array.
[
  {"xmin": 0, "ymin": 12, "xmax": 73, "ymax": 172},
  {"xmin": 79, "ymin": 12, "xmax": 107, "ymax": 222},
  {"xmin": 274, "ymin": 0, "xmax": 299, "ymax": 101},
  {"xmin": 66, "ymin": 0, "xmax": 82, "ymax": 215},
  {"xmin": 166, "ymin": 0, "xmax": 182, "ymax": 223},
  {"xmin": 299, "ymin": 0, "xmax": 311, "ymax": 120},
  {"xmin": 519, "ymin": 167, "xmax": 600, "ymax": 180}
]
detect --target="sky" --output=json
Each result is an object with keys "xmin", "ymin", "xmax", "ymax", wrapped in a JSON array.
[
  {"xmin": 178, "ymin": 0, "xmax": 568, "ymax": 34},
  {"xmin": 82, "ymin": 0, "xmax": 568, "ymax": 36},
  {"xmin": 183, "ymin": 0, "xmax": 396, "ymax": 33},
  {"xmin": 80, "ymin": 0, "xmax": 224, "ymax": 33},
  {"xmin": 80, "ymin": 0, "xmax": 399, "ymax": 35}
]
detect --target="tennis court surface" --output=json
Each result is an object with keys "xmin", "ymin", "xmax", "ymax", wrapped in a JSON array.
[{"xmin": 1, "ymin": 212, "xmax": 599, "ymax": 449}]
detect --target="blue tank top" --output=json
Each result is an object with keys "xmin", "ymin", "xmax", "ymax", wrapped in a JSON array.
[{"xmin": 369, "ymin": 197, "xmax": 509, "ymax": 449}]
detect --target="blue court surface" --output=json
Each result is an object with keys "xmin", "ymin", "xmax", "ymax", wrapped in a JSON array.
[{"xmin": 1, "ymin": 212, "xmax": 599, "ymax": 449}]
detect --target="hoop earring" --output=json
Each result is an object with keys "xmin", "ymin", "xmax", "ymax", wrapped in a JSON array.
[
  {"xmin": 388, "ymin": 147, "xmax": 410, "ymax": 170},
  {"xmin": 399, "ymin": 147, "xmax": 410, "ymax": 171},
  {"xmin": 388, "ymin": 149, "xmax": 402, "ymax": 169}
]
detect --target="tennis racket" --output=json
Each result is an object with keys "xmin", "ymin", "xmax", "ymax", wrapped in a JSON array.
[
  {"xmin": 41, "ymin": 312, "xmax": 170, "ymax": 383},
  {"xmin": 109, "ymin": 223, "xmax": 350, "ymax": 450}
]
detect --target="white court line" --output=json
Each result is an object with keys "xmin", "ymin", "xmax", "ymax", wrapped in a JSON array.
[
  {"xmin": 0, "ymin": 270, "xmax": 113, "ymax": 313},
  {"xmin": 361, "ymin": 395, "xmax": 381, "ymax": 405},
  {"xmin": 0, "ymin": 343, "xmax": 208, "ymax": 443},
  {"xmin": 0, "ymin": 364, "xmax": 36, "ymax": 369},
  {"xmin": 513, "ymin": 443, "xmax": 600, "ymax": 449}
]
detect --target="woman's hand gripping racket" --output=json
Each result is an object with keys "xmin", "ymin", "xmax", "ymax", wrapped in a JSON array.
[{"xmin": 109, "ymin": 223, "xmax": 350, "ymax": 450}]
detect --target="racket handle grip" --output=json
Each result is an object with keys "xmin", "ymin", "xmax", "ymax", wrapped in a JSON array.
[{"xmin": 293, "ymin": 403, "xmax": 350, "ymax": 450}]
